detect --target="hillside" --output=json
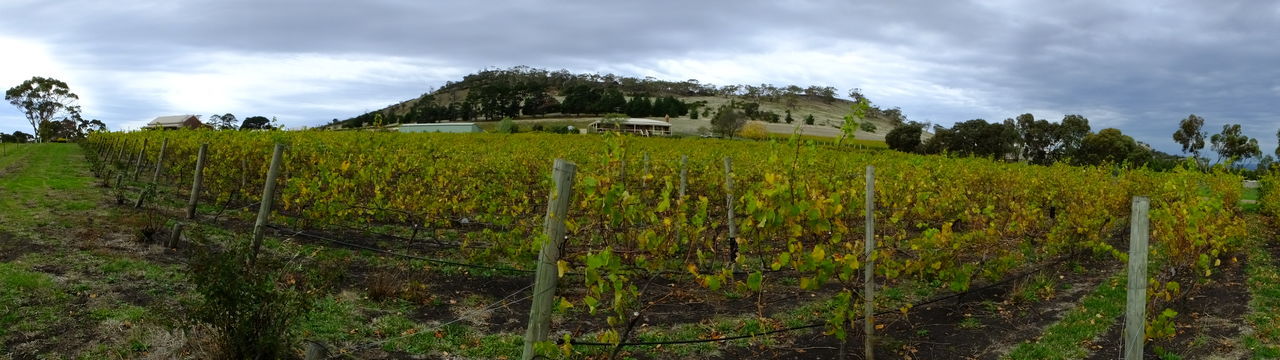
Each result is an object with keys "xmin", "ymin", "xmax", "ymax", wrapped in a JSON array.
[{"xmin": 337, "ymin": 67, "xmax": 906, "ymax": 139}]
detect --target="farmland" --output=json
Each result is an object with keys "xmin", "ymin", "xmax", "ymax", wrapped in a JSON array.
[{"xmin": 1, "ymin": 132, "xmax": 1277, "ymax": 359}]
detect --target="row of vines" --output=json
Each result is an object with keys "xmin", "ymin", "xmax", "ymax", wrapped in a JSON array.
[{"xmin": 84, "ymin": 130, "xmax": 1247, "ymax": 353}]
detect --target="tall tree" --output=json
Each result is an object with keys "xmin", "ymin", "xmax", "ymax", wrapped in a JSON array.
[
  {"xmin": 1172, "ymin": 114, "xmax": 1207, "ymax": 159},
  {"xmin": 1055, "ymin": 114, "xmax": 1090, "ymax": 161},
  {"xmin": 1209, "ymin": 124, "xmax": 1261, "ymax": 165},
  {"xmin": 1012, "ymin": 113, "xmax": 1059, "ymax": 164},
  {"xmin": 885, "ymin": 123, "xmax": 923, "ymax": 153},
  {"xmin": 710, "ymin": 106, "xmax": 746, "ymax": 137},
  {"xmin": 5, "ymin": 77, "xmax": 81, "ymax": 143},
  {"xmin": 209, "ymin": 113, "xmax": 238, "ymax": 130},
  {"xmin": 240, "ymin": 116, "xmax": 271, "ymax": 130},
  {"xmin": 1076, "ymin": 128, "xmax": 1150, "ymax": 166}
]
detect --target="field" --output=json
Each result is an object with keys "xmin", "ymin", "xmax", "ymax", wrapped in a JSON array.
[{"xmin": 1, "ymin": 132, "xmax": 1278, "ymax": 359}]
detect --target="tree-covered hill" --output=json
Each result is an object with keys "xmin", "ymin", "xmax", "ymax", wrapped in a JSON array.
[{"xmin": 334, "ymin": 66, "xmax": 907, "ymax": 138}]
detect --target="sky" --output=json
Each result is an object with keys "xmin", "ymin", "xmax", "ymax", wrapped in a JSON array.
[{"xmin": 1, "ymin": 0, "xmax": 1277, "ymax": 155}]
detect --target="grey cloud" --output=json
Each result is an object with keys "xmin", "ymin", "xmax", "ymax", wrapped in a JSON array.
[{"xmin": 1, "ymin": 0, "xmax": 1278, "ymax": 154}]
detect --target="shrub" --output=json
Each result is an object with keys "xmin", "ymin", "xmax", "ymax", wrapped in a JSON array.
[
  {"xmin": 189, "ymin": 239, "xmax": 313, "ymax": 359},
  {"xmin": 860, "ymin": 122, "xmax": 878, "ymax": 133},
  {"xmin": 739, "ymin": 122, "xmax": 769, "ymax": 140},
  {"xmin": 497, "ymin": 118, "xmax": 518, "ymax": 133}
]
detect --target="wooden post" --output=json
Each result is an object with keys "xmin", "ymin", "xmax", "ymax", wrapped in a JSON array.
[
  {"xmin": 134, "ymin": 184, "xmax": 150, "ymax": 208},
  {"xmin": 724, "ymin": 157, "xmax": 737, "ymax": 270},
  {"xmin": 151, "ymin": 139, "xmax": 168, "ymax": 183},
  {"xmin": 643, "ymin": 152, "xmax": 651, "ymax": 175},
  {"xmin": 132, "ymin": 138, "xmax": 148, "ymax": 181},
  {"xmin": 1123, "ymin": 196, "xmax": 1150, "ymax": 360},
  {"xmin": 521, "ymin": 158, "xmax": 577, "ymax": 360},
  {"xmin": 679, "ymin": 155, "xmax": 688, "ymax": 198},
  {"xmin": 118, "ymin": 139, "xmax": 131, "ymax": 166},
  {"xmin": 619, "ymin": 147, "xmax": 627, "ymax": 188},
  {"xmin": 251, "ymin": 143, "xmax": 285, "ymax": 262},
  {"xmin": 186, "ymin": 144, "xmax": 208, "ymax": 219},
  {"xmin": 304, "ymin": 341, "xmax": 327, "ymax": 360},
  {"xmin": 863, "ymin": 166, "xmax": 876, "ymax": 360},
  {"xmin": 168, "ymin": 223, "xmax": 183, "ymax": 248}
]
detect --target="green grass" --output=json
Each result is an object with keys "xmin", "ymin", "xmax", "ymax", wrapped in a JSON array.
[
  {"xmin": 1242, "ymin": 216, "xmax": 1280, "ymax": 358},
  {"xmin": 1004, "ymin": 272, "xmax": 1128, "ymax": 360},
  {"xmin": 1243, "ymin": 187, "xmax": 1262, "ymax": 213},
  {"xmin": 0, "ymin": 262, "xmax": 65, "ymax": 340}
]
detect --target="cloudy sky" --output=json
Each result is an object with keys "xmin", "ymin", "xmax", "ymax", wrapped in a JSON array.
[{"xmin": 1, "ymin": 0, "xmax": 1277, "ymax": 155}]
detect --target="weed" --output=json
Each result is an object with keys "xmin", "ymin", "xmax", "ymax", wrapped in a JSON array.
[{"xmin": 188, "ymin": 238, "xmax": 314, "ymax": 359}]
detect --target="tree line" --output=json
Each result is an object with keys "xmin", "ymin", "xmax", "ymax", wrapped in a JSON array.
[{"xmin": 885, "ymin": 113, "xmax": 1278, "ymax": 171}]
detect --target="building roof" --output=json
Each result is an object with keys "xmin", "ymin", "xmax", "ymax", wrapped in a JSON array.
[
  {"xmin": 147, "ymin": 115, "xmax": 199, "ymax": 126},
  {"xmin": 589, "ymin": 118, "xmax": 672, "ymax": 127}
]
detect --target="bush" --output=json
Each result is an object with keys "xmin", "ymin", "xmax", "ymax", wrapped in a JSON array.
[
  {"xmin": 885, "ymin": 124, "xmax": 923, "ymax": 153},
  {"xmin": 804, "ymin": 114, "xmax": 816, "ymax": 125},
  {"xmin": 860, "ymin": 122, "xmax": 878, "ymax": 133},
  {"xmin": 497, "ymin": 118, "xmax": 519, "ymax": 133},
  {"xmin": 189, "ymin": 239, "xmax": 313, "ymax": 359},
  {"xmin": 739, "ymin": 122, "xmax": 769, "ymax": 140}
]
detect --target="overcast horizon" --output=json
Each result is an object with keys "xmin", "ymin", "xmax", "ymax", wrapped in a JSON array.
[{"xmin": 2, "ymin": 0, "xmax": 1278, "ymax": 155}]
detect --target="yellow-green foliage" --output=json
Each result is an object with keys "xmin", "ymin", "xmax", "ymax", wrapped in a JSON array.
[
  {"xmin": 87, "ymin": 131, "xmax": 1246, "ymax": 347},
  {"xmin": 1261, "ymin": 174, "xmax": 1280, "ymax": 217}
]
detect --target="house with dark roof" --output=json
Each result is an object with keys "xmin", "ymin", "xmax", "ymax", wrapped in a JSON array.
[{"xmin": 145, "ymin": 115, "xmax": 205, "ymax": 130}]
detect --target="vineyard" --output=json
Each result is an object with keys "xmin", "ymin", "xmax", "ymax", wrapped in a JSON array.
[{"xmin": 77, "ymin": 130, "xmax": 1254, "ymax": 359}]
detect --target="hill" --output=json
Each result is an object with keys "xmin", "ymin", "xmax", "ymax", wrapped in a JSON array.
[{"xmin": 336, "ymin": 67, "xmax": 907, "ymax": 140}]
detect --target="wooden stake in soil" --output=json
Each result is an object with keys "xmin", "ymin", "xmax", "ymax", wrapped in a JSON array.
[
  {"xmin": 304, "ymin": 341, "xmax": 327, "ymax": 360},
  {"xmin": 724, "ymin": 157, "xmax": 738, "ymax": 271},
  {"xmin": 251, "ymin": 143, "xmax": 285, "ymax": 262},
  {"xmin": 679, "ymin": 155, "xmax": 688, "ymax": 198},
  {"xmin": 186, "ymin": 144, "xmax": 208, "ymax": 219},
  {"xmin": 132, "ymin": 138, "xmax": 148, "ymax": 181},
  {"xmin": 1123, "ymin": 196, "xmax": 1150, "ymax": 360},
  {"xmin": 151, "ymin": 139, "xmax": 168, "ymax": 182},
  {"xmin": 521, "ymin": 158, "xmax": 577, "ymax": 360},
  {"xmin": 863, "ymin": 165, "xmax": 876, "ymax": 360},
  {"xmin": 168, "ymin": 222, "xmax": 183, "ymax": 248}
]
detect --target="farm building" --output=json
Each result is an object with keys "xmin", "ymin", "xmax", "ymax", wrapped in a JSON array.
[
  {"xmin": 144, "ymin": 115, "xmax": 206, "ymax": 130},
  {"xmin": 589, "ymin": 118, "xmax": 671, "ymax": 136},
  {"xmin": 394, "ymin": 123, "xmax": 482, "ymax": 133}
]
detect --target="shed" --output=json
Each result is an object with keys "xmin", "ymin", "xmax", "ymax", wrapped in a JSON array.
[
  {"xmin": 145, "ymin": 115, "xmax": 205, "ymax": 130},
  {"xmin": 395, "ymin": 123, "xmax": 482, "ymax": 133},
  {"xmin": 588, "ymin": 118, "xmax": 671, "ymax": 136}
]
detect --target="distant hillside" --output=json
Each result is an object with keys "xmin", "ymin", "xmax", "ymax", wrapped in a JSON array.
[{"xmin": 336, "ymin": 66, "xmax": 908, "ymax": 139}]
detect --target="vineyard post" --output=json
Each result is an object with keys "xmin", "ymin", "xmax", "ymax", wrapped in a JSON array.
[
  {"xmin": 132, "ymin": 138, "xmax": 148, "ymax": 181},
  {"xmin": 620, "ymin": 146, "xmax": 627, "ymax": 189},
  {"xmin": 863, "ymin": 165, "xmax": 876, "ymax": 360},
  {"xmin": 724, "ymin": 157, "xmax": 737, "ymax": 272},
  {"xmin": 186, "ymin": 144, "xmax": 209, "ymax": 219},
  {"xmin": 643, "ymin": 152, "xmax": 651, "ymax": 175},
  {"xmin": 1123, "ymin": 196, "xmax": 1150, "ymax": 360},
  {"xmin": 679, "ymin": 155, "xmax": 688, "ymax": 197},
  {"xmin": 118, "ymin": 139, "xmax": 131, "ymax": 166},
  {"xmin": 305, "ymin": 341, "xmax": 327, "ymax": 360},
  {"xmin": 675, "ymin": 154, "xmax": 688, "ymax": 246},
  {"xmin": 251, "ymin": 143, "xmax": 285, "ymax": 263},
  {"xmin": 168, "ymin": 222, "xmax": 183, "ymax": 248},
  {"xmin": 152, "ymin": 139, "xmax": 168, "ymax": 183},
  {"xmin": 521, "ymin": 158, "xmax": 577, "ymax": 360}
]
